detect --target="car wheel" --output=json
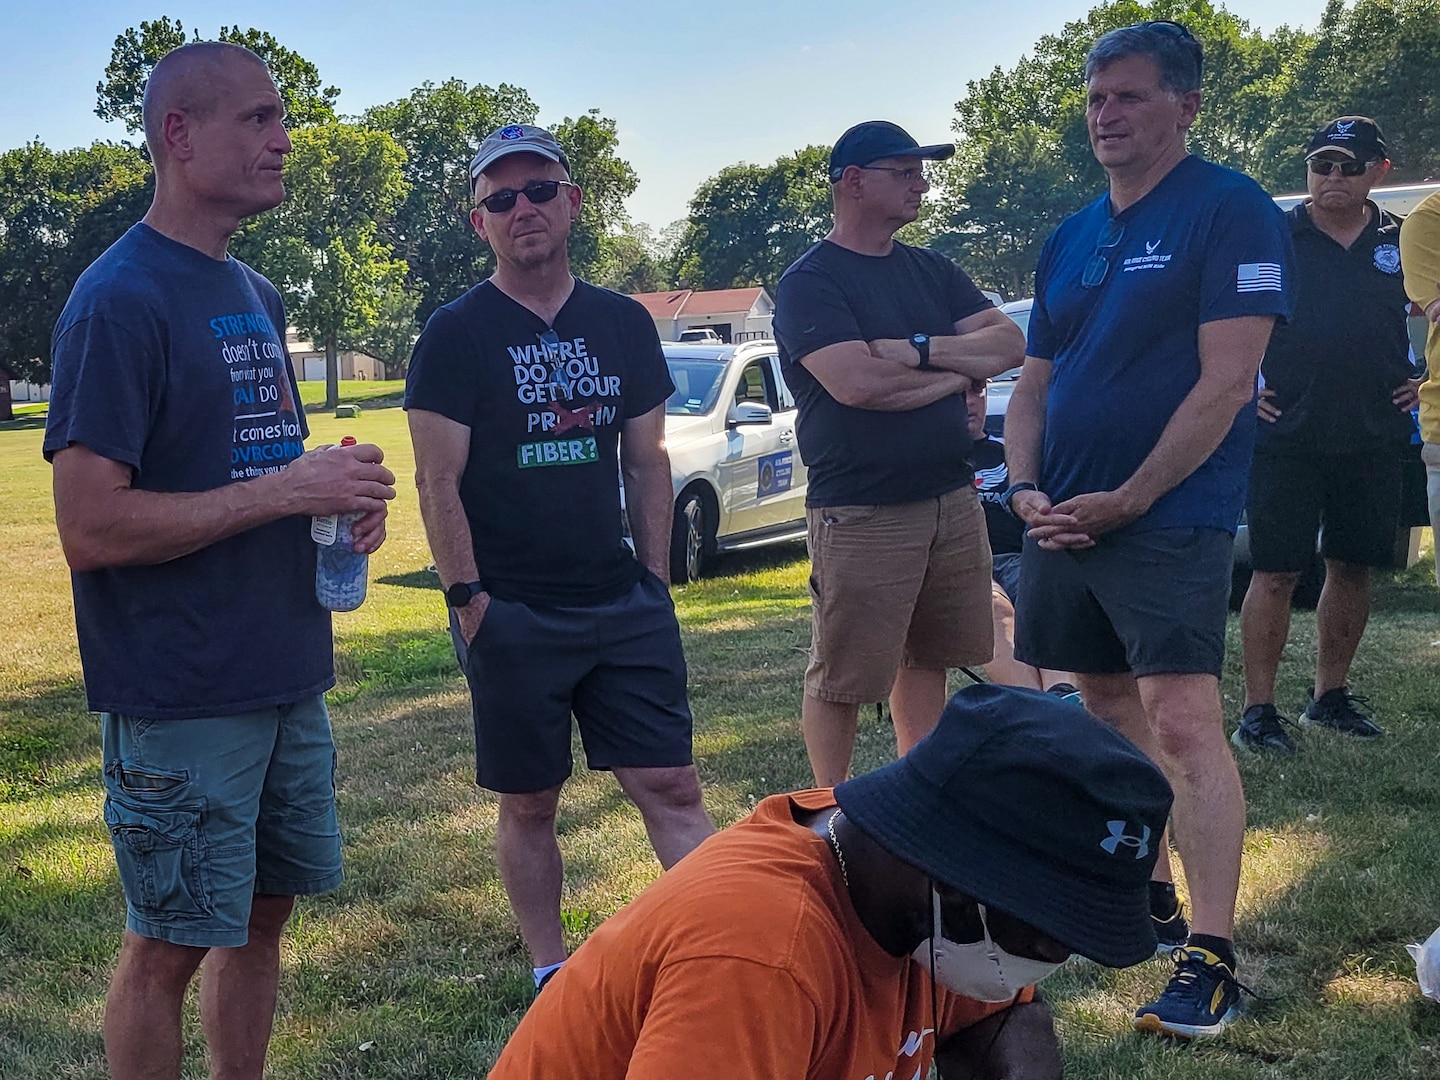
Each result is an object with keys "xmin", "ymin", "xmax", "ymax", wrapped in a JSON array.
[{"xmin": 670, "ymin": 490, "xmax": 713, "ymax": 584}]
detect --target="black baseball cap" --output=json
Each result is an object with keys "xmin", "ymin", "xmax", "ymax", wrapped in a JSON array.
[
  {"xmin": 834, "ymin": 683, "xmax": 1173, "ymax": 968},
  {"xmin": 1305, "ymin": 116, "xmax": 1388, "ymax": 162},
  {"xmin": 828, "ymin": 120, "xmax": 954, "ymax": 183}
]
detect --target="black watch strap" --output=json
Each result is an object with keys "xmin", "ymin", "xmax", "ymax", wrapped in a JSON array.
[
  {"xmin": 910, "ymin": 333, "xmax": 931, "ymax": 371},
  {"xmin": 445, "ymin": 580, "xmax": 485, "ymax": 608},
  {"xmin": 1000, "ymin": 482, "xmax": 1039, "ymax": 515}
]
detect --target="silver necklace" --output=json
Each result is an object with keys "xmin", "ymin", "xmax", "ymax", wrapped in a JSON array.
[{"xmin": 826, "ymin": 808, "xmax": 850, "ymax": 889}]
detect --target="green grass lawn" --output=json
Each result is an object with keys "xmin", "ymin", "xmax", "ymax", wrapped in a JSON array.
[{"xmin": 4, "ymin": 404, "xmax": 1440, "ymax": 1077}]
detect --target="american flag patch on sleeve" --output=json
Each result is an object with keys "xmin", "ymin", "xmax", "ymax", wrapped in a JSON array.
[{"xmin": 1237, "ymin": 262, "xmax": 1283, "ymax": 293}]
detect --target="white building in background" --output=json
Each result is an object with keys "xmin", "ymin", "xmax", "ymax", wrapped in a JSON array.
[{"xmin": 630, "ymin": 287, "xmax": 775, "ymax": 344}]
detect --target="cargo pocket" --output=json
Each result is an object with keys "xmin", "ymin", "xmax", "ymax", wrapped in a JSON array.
[{"xmin": 103, "ymin": 770, "xmax": 212, "ymax": 921}]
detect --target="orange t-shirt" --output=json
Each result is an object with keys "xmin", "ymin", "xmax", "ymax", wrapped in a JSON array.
[{"xmin": 488, "ymin": 789, "xmax": 1032, "ymax": 1079}]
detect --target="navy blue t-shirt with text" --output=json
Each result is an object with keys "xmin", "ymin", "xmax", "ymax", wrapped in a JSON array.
[
  {"xmin": 44, "ymin": 224, "xmax": 332, "ymax": 720},
  {"xmin": 1027, "ymin": 156, "xmax": 1294, "ymax": 535}
]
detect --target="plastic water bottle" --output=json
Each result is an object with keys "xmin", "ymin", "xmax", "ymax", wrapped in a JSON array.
[{"xmin": 312, "ymin": 436, "xmax": 368, "ymax": 612}]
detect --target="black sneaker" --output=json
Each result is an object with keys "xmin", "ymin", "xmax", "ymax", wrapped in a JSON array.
[
  {"xmin": 1134, "ymin": 946, "xmax": 1252, "ymax": 1039},
  {"xmin": 1301, "ymin": 687, "xmax": 1384, "ymax": 738},
  {"xmin": 1045, "ymin": 682, "xmax": 1084, "ymax": 706},
  {"xmin": 1151, "ymin": 897, "xmax": 1190, "ymax": 957},
  {"xmin": 1231, "ymin": 703, "xmax": 1297, "ymax": 755}
]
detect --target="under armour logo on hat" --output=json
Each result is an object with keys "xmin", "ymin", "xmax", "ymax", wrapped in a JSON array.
[{"xmin": 1101, "ymin": 820, "xmax": 1151, "ymax": 859}]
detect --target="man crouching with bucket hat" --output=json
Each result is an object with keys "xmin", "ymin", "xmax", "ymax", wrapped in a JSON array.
[{"xmin": 487, "ymin": 684, "xmax": 1173, "ymax": 1079}]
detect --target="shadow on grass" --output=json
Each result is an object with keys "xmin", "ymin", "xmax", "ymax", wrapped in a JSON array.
[
  {"xmin": 0, "ymin": 415, "xmax": 49, "ymax": 432},
  {"xmin": 375, "ymin": 568, "xmax": 441, "ymax": 591},
  {"xmin": 0, "ymin": 677, "xmax": 97, "ymax": 801}
]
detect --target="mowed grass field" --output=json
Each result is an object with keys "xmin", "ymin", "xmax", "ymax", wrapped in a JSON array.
[{"xmin": 4, "ymin": 402, "xmax": 1440, "ymax": 1078}]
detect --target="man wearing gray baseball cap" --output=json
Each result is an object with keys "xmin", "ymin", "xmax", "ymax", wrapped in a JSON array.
[{"xmin": 407, "ymin": 123, "xmax": 715, "ymax": 995}]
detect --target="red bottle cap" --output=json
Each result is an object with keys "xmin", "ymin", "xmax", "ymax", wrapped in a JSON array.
[{"xmin": 341, "ymin": 436, "xmax": 357, "ymax": 446}]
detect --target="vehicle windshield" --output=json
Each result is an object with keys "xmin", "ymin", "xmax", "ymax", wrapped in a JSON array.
[{"xmin": 665, "ymin": 357, "xmax": 727, "ymax": 415}]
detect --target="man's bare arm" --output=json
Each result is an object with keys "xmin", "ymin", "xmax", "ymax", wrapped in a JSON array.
[
  {"xmin": 801, "ymin": 340, "xmax": 974, "ymax": 411},
  {"xmin": 408, "ymin": 408, "xmax": 487, "ymax": 641},
  {"xmin": 998, "ymin": 355, "xmax": 1087, "ymax": 547},
  {"xmin": 869, "ymin": 307, "xmax": 1026, "ymax": 380},
  {"xmin": 52, "ymin": 441, "xmax": 394, "ymax": 573},
  {"xmin": 1042, "ymin": 315, "xmax": 1274, "ymax": 540},
  {"xmin": 621, "ymin": 403, "xmax": 674, "ymax": 582},
  {"xmin": 935, "ymin": 1000, "xmax": 1063, "ymax": 1080}
]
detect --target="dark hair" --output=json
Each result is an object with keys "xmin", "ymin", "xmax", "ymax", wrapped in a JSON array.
[{"xmin": 1085, "ymin": 21, "xmax": 1204, "ymax": 95}]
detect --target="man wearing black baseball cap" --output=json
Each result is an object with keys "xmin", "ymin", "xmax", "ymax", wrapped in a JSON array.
[
  {"xmin": 1236, "ymin": 115, "xmax": 1417, "ymax": 752},
  {"xmin": 488, "ymin": 684, "xmax": 1172, "ymax": 1079},
  {"xmin": 774, "ymin": 121, "xmax": 1025, "ymax": 793}
]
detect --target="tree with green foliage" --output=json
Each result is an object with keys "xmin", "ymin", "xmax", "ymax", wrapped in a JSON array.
[
  {"xmin": 95, "ymin": 17, "xmax": 339, "ymax": 136},
  {"xmin": 670, "ymin": 145, "xmax": 830, "ymax": 293},
  {"xmin": 342, "ymin": 282, "xmax": 421, "ymax": 380},
  {"xmin": 551, "ymin": 111, "xmax": 640, "ymax": 283},
  {"xmin": 364, "ymin": 79, "xmax": 538, "ymax": 324},
  {"xmin": 0, "ymin": 142, "xmax": 151, "ymax": 383},
  {"xmin": 595, "ymin": 222, "xmax": 668, "ymax": 294},
  {"xmin": 237, "ymin": 123, "xmax": 409, "ymax": 409},
  {"xmin": 1254, "ymin": 0, "xmax": 1440, "ymax": 193}
]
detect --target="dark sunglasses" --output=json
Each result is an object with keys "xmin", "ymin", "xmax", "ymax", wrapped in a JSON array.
[
  {"xmin": 1082, "ymin": 219, "xmax": 1126, "ymax": 288},
  {"xmin": 1308, "ymin": 158, "xmax": 1376, "ymax": 177},
  {"xmin": 477, "ymin": 179, "xmax": 576, "ymax": 214}
]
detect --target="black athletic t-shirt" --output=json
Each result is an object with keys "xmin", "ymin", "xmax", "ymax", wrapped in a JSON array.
[
  {"xmin": 970, "ymin": 435, "xmax": 1025, "ymax": 555},
  {"xmin": 1258, "ymin": 202, "xmax": 1415, "ymax": 453},
  {"xmin": 405, "ymin": 279, "xmax": 673, "ymax": 607},
  {"xmin": 773, "ymin": 240, "xmax": 992, "ymax": 506}
]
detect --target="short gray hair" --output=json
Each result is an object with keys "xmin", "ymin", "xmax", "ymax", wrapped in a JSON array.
[{"xmin": 1085, "ymin": 22, "xmax": 1204, "ymax": 95}]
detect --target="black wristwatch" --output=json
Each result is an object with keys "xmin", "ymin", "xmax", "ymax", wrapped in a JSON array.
[
  {"xmin": 1000, "ymin": 482, "xmax": 1039, "ymax": 515},
  {"xmin": 910, "ymin": 333, "xmax": 931, "ymax": 370},
  {"xmin": 445, "ymin": 580, "xmax": 485, "ymax": 608}
]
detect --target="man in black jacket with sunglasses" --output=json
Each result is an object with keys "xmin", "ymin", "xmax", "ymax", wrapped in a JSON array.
[
  {"xmin": 405, "ymin": 124, "xmax": 715, "ymax": 995},
  {"xmin": 1236, "ymin": 117, "xmax": 1418, "ymax": 753}
]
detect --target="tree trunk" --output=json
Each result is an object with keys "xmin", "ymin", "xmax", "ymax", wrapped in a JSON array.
[{"xmin": 324, "ymin": 334, "xmax": 339, "ymax": 411}]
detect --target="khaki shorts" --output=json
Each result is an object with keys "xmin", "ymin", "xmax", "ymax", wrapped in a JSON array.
[{"xmin": 804, "ymin": 486, "xmax": 993, "ymax": 704}]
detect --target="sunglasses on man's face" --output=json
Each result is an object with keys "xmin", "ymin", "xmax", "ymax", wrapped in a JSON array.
[
  {"xmin": 1308, "ymin": 158, "xmax": 1376, "ymax": 177},
  {"xmin": 477, "ymin": 179, "xmax": 576, "ymax": 214}
]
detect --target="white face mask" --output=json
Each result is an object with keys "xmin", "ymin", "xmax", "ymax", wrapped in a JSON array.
[{"xmin": 911, "ymin": 888, "xmax": 1067, "ymax": 1002}]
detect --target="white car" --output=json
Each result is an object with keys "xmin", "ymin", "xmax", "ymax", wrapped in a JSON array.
[{"xmin": 654, "ymin": 340, "xmax": 809, "ymax": 582}]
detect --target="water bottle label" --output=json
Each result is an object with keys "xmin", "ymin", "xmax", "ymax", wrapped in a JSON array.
[{"xmin": 311, "ymin": 515, "xmax": 339, "ymax": 545}]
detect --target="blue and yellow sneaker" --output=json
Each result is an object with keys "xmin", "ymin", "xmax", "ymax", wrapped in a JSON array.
[{"xmin": 1133, "ymin": 946, "xmax": 1249, "ymax": 1039}]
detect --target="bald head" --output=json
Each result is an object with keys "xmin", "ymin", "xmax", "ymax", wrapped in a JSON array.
[{"xmin": 142, "ymin": 42, "xmax": 271, "ymax": 164}]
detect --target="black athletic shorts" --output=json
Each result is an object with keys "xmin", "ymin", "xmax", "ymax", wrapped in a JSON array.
[
  {"xmin": 1247, "ymin": 450, "xmax": 1403, "ymax": 572},
  {"xmin": 449, "ymin": 571, "xmax": 693, "ymax": 794},
  {"xmin": 1013, "ymin": 527, "xmax": 1232, "ymax": 678}
]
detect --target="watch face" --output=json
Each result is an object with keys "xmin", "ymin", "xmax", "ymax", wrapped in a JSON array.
[{"xmin": 446, "ymin": 583, "xmax": 474, "ymax": 607}]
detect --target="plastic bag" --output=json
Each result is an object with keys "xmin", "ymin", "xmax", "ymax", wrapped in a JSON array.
[{"xmin": 1406, "ymin": 926, "xmax": 1440, "ymax": 1002}]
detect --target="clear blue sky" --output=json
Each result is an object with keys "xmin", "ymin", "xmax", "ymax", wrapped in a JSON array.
[{"xmin": 2, "ymin": 0, "xmax": 1330, "ymax": 230}]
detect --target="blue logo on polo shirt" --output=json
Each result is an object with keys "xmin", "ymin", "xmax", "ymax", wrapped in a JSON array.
[{"xmin": 1373, "ymin": 244, "xmax": 1401, "ymax": 274}]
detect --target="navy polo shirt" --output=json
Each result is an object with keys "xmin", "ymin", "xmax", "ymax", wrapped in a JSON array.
[
  {"xmin": 1257, "ymin": 201, "xmax": 1415, "ymax": 453},
  {"xmin": 1028, "ymin": 155, "xmax": 1294, "ymax": 535}
]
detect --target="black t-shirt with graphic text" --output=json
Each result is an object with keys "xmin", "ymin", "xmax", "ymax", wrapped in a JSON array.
[
  {"xmin": 773, "ymin": 240, "xmax": 992, "ymax": 507},
  {"xmin": 1258, "ymin": 202, "xmax": 1416, "ymax": 454},
  {"xmin": 405, "ymin": 280, "xmax": 673, "ymax": 607},
  {"xmin": 44, "ymin": 223, "xmax": 330, "ymax": 720},
  {"xmin": 970, "ymin": 435, "xmax": 1025, "ymax": 556}
]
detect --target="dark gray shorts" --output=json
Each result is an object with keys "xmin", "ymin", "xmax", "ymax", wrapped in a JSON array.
[
  {"xmin": 991, "ymin": 551, "xmax": 1023, "ymax": 600},
  {"xmin": 1013, "ymin": 527, "xmax": 1232, "ymax": 678},
  {"xmin": 450, "ymin": 572, "xmax": 694, "ymax": 794}
]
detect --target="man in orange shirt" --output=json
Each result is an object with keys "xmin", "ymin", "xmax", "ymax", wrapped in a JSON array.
[{"xmin": 488, "ymin": 684, "xmax": 1172, "ymax": 1079}]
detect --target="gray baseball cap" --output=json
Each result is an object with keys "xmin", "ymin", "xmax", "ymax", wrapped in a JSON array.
[{"xmin": 469, "ymin": 124, "xmax": 570, "ymax": 191}]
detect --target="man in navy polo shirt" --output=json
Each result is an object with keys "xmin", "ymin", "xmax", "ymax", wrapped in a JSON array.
[
  {"xmin": 1235, "ymin": 118, "xmax": 1418, "ymax": 753},
  {"xmin": 1003, "ymin": 22, "xmax": 1293, "ymax": 1039}
]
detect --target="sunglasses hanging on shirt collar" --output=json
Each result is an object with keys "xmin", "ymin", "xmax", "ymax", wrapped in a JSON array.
[{"xmin": 1082, "ymin": 219, "xmax": 1126, "ymax": 288}]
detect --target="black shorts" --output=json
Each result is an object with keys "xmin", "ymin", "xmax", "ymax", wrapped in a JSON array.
[
  {"xmin": 1013, "ymin": 527, "xmax": 1232, "ymax": 678},
  {"xmin": 451, "ymin": 572, "xmax": 693, "ymax": 794},
  {"xmin": 1247, "ymin": 450, "xmax": 1403, "ymax": 572}
]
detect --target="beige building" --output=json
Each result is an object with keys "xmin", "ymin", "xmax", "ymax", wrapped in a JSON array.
[{"xmin": 286, "ymin": 329, "xmax": 386, "ymax": 382}]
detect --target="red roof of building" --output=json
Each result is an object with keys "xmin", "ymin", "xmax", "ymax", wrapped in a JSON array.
[
  {"xmin": 629, "ymin": 287, "xmax": 767, "ymax": 319},
  {"xmin": 631, "ymin": 290, "xmax": 690, "ymax": 320}
]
